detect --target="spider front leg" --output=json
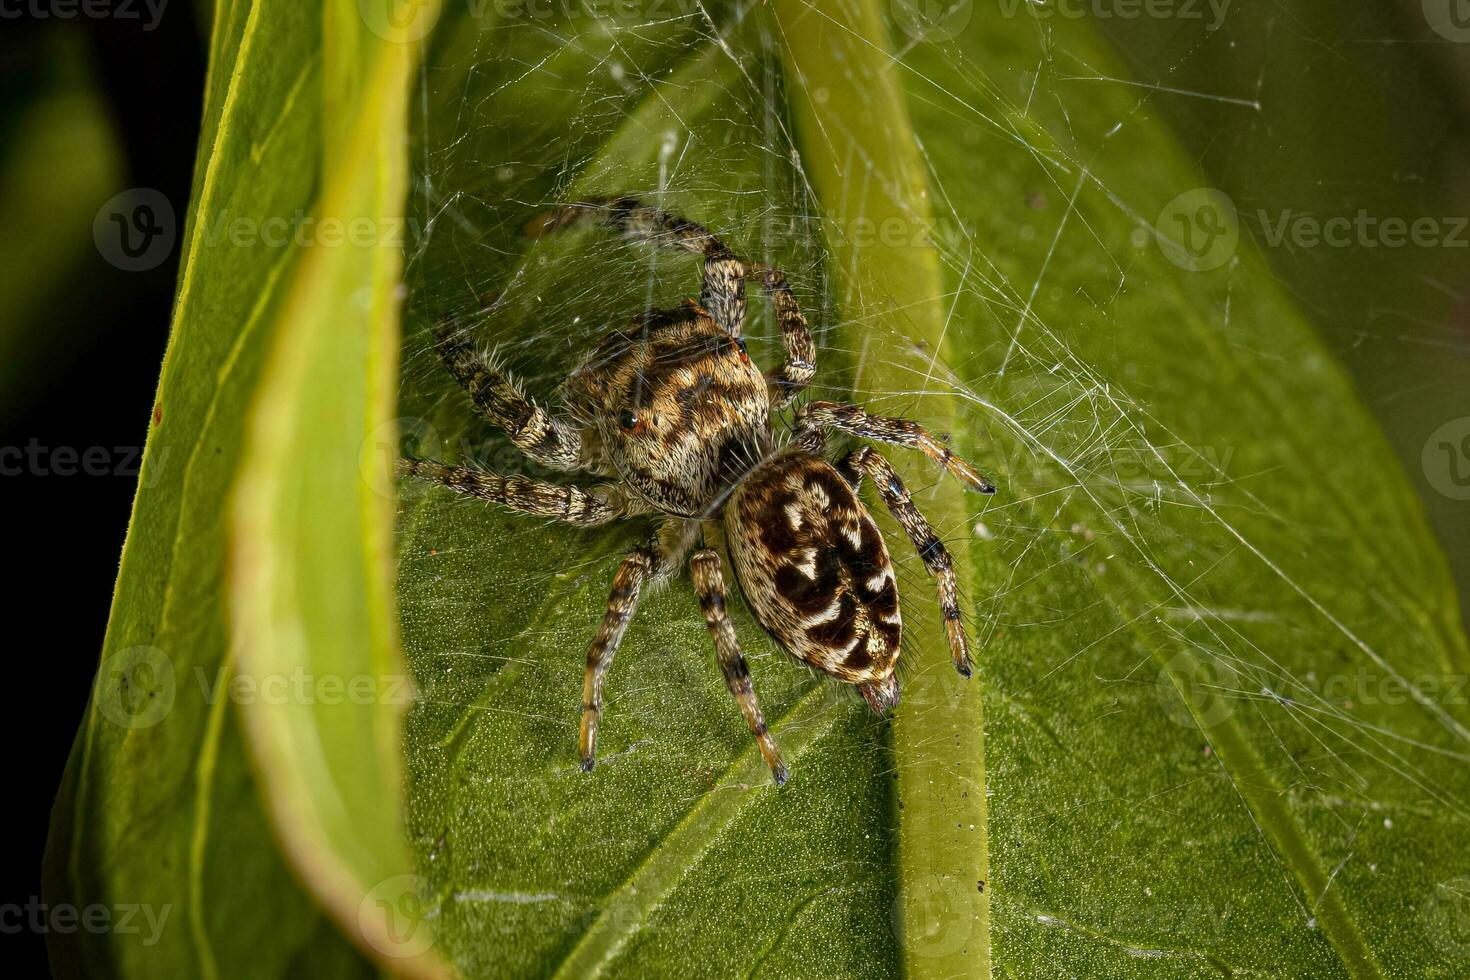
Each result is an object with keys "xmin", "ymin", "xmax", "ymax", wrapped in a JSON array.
[
  {"xmin": 434, "ymin": 319, "xmax": 587, "ymax": 471},
  {"xmin": 796, "ymin": 400, "xmax": 996, "ymax": 494},
  {"xmin": 843, "ymin": 447, "xmax": 974, "ymax": 678},
  {"xmin": 525, "ymin": 197, "xmax": 819, "ymax": 405},
  {"xmin": 690, "ymin": 547, "xmax": 788, "ymax": 786},
  {"xmin": 749, "ymin": 266, "xmax": 816, "ymax": 409},
  {"xmin": 525, "ymin": 197, "xmax": 747, "ymax": 335}
]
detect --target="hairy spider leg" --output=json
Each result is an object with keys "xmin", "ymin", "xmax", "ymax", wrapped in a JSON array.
[
  {"xmin": 842, "ymin": 447, "xmax": 973, "ymax": 678},
  {"xmin": 749, "ymin": 266, "xmax": 816, "ymax": 409},
  {"xmin": 434, "ymin": 319, "xmax": 586, "ymax": 471},
  {"xmin": 578, "ymin": 518, "xmax": 701, "ymax": 771},
  {"xmin": 796, "ymin": 400, "xmax": 997, "ymax": 494},
  {"xmin": 395, "ymin": 459, "xmax": 639, "ymax": 525},
  {"xmin": 579, "ymin": 548, "xmax": 656, "ymax": 770},
  {"xmin": 525, "ymin": 198, "xmax": 817, "ymax": 405},
  {"xmin": 525, "ymin": 196, "xmax": 746, "ymax": 335},
  {"xmin": 690, "ymin": 548, "xmax": 788, "ymax": 785}
]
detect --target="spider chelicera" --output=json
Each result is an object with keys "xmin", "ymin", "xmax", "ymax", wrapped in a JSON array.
[{"xmin": 399, "ymin": 197, "xmax": 995, "ymax": 785}]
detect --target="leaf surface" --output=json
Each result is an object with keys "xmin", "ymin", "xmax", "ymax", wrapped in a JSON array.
[
  {"xmin": 395, "ymin": 2, "xmax": 1470, "ymax": 978},
  {"xmin": 45, "ymin": 1, "xmax": 441, "ymax": 976},
  {"xmin": 46, "ymin": 0, "xmax": 1470, "ymax": 977}
]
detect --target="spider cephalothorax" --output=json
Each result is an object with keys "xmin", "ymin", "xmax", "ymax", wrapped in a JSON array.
[
  {"xmin": 400, "ymin": 197, "xmax": 995, "ymax": 785},
  {"xmin": 561, "ymin": 303, "xmax": 773, "ymax": 518}
]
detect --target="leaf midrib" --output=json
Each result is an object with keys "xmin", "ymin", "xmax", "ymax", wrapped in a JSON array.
[{"xmin": 766, "ymin": 0, "xmax": 991, "ymax": 975}]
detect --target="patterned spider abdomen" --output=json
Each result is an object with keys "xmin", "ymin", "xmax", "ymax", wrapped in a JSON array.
[{"xmin": 724, "ymin": 450, "xmax": 903, "ymax": 712}]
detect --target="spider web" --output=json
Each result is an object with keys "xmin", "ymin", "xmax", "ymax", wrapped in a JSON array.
[{"xmin": 389, "ymin": 0, "xmax": 1470, "ymax": 975}]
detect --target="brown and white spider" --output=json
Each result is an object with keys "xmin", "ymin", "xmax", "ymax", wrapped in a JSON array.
[{"xmin": 398, "ymin": 197, "xmax": 995, "ymax": 785}]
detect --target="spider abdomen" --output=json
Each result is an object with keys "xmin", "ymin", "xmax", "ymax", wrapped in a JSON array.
[{"xmin": 725, "ymin": 450, "xmax": 903, "ymax": 711}]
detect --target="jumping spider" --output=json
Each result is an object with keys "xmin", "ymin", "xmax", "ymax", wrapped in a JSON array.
[{"xmin": 399, "ymin": 197, "xmax": 995, "ymax": 785}]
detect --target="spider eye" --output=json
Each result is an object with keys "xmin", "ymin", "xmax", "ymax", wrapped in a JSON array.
[{"xmin": 618, "ymin": 409, "xmax": 640, "ymax": 430}]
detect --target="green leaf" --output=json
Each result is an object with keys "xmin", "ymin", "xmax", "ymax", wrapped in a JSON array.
[
  {"xmin": 395, "ymin": 3, "xmax": 1470, "ymax": 980},
  {"xmin": 1085, "ymin": 2, "xmax": 1470, "ymax": 632},
  {"xmin": 45, "ymin": 1, "xmax": 444, "ymax": 977},
  {"xmin": 227, "ymin": 3, "xmax": 449, "ymax": 976},
  {"xmin": 48, "ymin": 0, "xmax": 1470, "ymax": 977}
]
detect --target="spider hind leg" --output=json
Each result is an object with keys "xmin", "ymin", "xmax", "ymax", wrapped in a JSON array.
[
  {"xmin": 395, "ymin": 459, "xmax": 636, "ymax": 526},
  {"xmin": 798, "ymin": 400, "xmax": 996, "ymax": 494},
  {"xmin": 578, "ymin": 519, "xmax": 699, "ymax": 773},
  {"xmin": 843, "ymin": 446, "xmax": 974, "ymax": 678}
]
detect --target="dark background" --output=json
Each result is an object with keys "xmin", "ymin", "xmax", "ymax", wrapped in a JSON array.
[
  {"xmin": 1, "ymin": 5, "xmax": 204, "ymax": 971},
  {"xmin": 2, "ymin": 0, "xmax": 1467, "ymax": 974}
]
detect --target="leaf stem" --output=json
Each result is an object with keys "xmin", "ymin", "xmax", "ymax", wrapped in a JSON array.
[{"xmin": 767, "ymin": 0, "xmax": 989, "ymax": 974}]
